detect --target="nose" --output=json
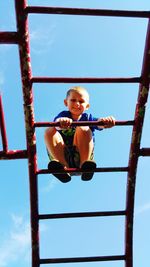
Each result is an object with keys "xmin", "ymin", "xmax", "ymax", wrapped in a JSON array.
[
  {"xmin": 74, "ymin": 100, "xmax": 80, "ymax": 107},
  {"xmin": 75, "ymin": 100, "xmax": 80, "ymax": 107}
]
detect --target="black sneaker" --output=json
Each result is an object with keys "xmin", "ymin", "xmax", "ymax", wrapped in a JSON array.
[
  {"xmin": 48, "ymin": 160, "xmax": 71, "ymax": 183},
  {"xmin": 81, "ymin": 161, "xmax": 97, "ymax": 181}
]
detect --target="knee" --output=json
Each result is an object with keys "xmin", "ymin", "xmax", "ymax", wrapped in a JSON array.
[
  {"xmin": 76, "ymin": 126, "xmax": 91, "ymax": 133},
  {"xmin": 44, "ymin": 127, "xmax": 56, "ymax": 139},
  {"xmin": 75, "ymin": 126, "xmax": 93, "ymax": 139}
]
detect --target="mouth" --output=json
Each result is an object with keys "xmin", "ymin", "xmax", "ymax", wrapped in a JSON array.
[{"xmin": 72, "ymin": 108, "xmax": 80, "ymax": 112}]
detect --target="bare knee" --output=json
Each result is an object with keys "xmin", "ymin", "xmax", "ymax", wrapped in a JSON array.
[
  {"xmin": 44, "ymin": 127, "xmax": 56, "ymax": 139},
  {"xmin": 76, "ymin": 126, "xmax": 91, "ymax": 133},
  {"xmin": 44, "ymin": 127, "xmax": 64, "ymax": 148},
  {"xmin": 74, "ymin": 126, "xmax": 93, "ymax": 146}
]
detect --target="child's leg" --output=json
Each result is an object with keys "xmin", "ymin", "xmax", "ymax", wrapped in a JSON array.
[
  {"xmin": 44, "ymin": 127, "xmax": 68, "ymax": 167},
  {"xmin": 73, "ymin": 126, "xmax": 94, "ymax": 167}
]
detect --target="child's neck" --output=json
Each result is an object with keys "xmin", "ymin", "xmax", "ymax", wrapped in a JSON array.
[{"xmin": 71, "ymin": 113, "xmax": 82, "ymax": 121}]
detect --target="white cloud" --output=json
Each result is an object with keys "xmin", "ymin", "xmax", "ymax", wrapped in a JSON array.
[
  {"xmin": 135, "ymin": 202, "xmax": 150, "ymax": 216},
  {"xmin": 0, "ymin": 213, "xmax": 48, "ymax": 267},
  {"xmin": 11, "ymin": 213, "xmax": 23, "ymax": 227},
  {"xmin": 41, "ymin": 177, "xmax": 58, "ymax": 193},
  {"xmin": 0, "ymin": 214, "xmax": 31, "ymax": 267},
  {"xmin": 30, "ymin": 25, "xmax": 56, "ymax": 55}
]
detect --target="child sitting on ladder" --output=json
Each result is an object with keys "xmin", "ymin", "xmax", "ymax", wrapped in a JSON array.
[{"xmin": 44, "ymin": 86, "xmax": 115, "ymax": 183}]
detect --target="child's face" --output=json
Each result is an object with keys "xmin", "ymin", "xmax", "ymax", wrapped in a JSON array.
[{"xmin": 64, "ymin": 90, "xmax": 90, "ymax": 119}]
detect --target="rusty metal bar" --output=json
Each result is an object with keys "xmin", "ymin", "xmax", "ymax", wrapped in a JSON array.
[
  {"xmin": 34, "ymin": 120, "xmax": 134, "ymax": 128},
  {"xmin": 0, "ymin": 94, "xmax": 8, "ymax": 152},
  {"xmin": 39, "ymin": 210, "xmax": 126, "ymax": 220},
  {"xmin": 0, "ymin": 150, "xmax": 28, "ymax": 159},
  {"xmin": 125, "ymin": 19, "xmax": 150, "ymax": 267},
  {"xmin": 14, "ymin": 1, "xmax": 39, "ymax": 267},
  {"xmin": 40, "ymin": 255, "xmax": 126, "ymax": 264},
  {"xmin": 31, "ymin": 76, "xmax": 141, "ymax": 84},
  {"xmin": 139, "ymin": 148, "xmax": 150, "ymax": 156},
  {"xmin": 37, "ymin": 166, "xmax": 129, "ymax": 175},
  {"xmin": 0, "ymin": 31, "xmax": 19, "ymax": 44},
  {"xmin": 25, "ymin": 6, "xmax": 150, "ymax": 18}
]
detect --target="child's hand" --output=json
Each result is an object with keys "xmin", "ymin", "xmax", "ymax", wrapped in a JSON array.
[
  {"xmin": 98, "ymin": 116, "xmax": 116, "ymax": 129},
  {"xmin": 56, "ymin": 117, "xmax": 73, "ymax": 129}
]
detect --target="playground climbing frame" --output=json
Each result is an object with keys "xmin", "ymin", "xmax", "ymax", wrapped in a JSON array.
[{"xmin": 0, "ymin": 1, "xmax": 150, "ymax": 267}]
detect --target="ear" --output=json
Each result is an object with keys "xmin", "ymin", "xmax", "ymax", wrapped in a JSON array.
[
  {"xmin": 86, "ymin": 103, "xmax": 90, "ymax": 110},
  {"xmin": 64, "ymin": 99, "xmax": 68, "ymax": 107}
]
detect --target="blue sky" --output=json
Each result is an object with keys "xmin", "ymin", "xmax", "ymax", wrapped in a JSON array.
[{"xmin": 0, "ymin": 1, "xmax": 150, "ymax": 267}]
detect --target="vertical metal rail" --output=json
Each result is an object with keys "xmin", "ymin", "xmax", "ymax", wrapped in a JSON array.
[
  {"xmin": 0, "ymin": 90, "xmax": 27, "ymax": 160},
  {"xmin": 125, "ymin": 19, "xmax": 150, "ymax": 267},
  {"xmin": 0, "ymin": 94, "xmax": 8, "ymax": 152},
  {"xmin": 0, "ymin": 93, "xmax": 28, "ymax": 159},
  {"xmin": 14, "ymin": 1, "xmax": 39, "ymax": 267}
]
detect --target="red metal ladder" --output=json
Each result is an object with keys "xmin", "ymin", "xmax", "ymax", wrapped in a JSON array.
[{"xmin": 0, "ymin": 1, "xmax": 150, "ymax": 267}]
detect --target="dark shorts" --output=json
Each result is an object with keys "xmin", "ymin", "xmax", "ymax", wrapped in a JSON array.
[{"xmin": 47, "ymin": 145, "xmax": 94, "ymax": 169}]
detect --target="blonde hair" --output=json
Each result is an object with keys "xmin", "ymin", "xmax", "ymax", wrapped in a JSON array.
[{"xmin": 66, "ymin": 86, "xmax": 89, "ymax": 102}]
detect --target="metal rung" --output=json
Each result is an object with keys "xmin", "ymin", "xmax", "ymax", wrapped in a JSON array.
[
  {"xmin": 0, "ymin": 31, "xmax": 19, "ymax": 44},
  {"xmin": 40, "ymin": 255, "xmax": 126, "ymax": 264},
  {"xmin": 140, "ymin": 148, "xmax": 150, "ymax": 156},
  {"xmin": 34, "ymin": 120, "xmax": 134, "ymax": 128},
  {"xmin": 31, "ymin": 76, "xmax": 141, "ymax": 83},
  {"xmin": 39, "ymin": 210, "xmax": 126, "ymax": 220},
  {"xmin": 0, "ymin": 150, "xmax": 28, "ymax": 160},
  {"xmin": 37, "ymin": 166, "xmax": 129, "ymax": 175},
  {"xmin": 26, "ymin": 6, "xmax": 150, "ymax": 18}
]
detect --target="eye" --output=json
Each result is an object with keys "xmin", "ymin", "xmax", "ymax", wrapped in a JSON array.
[{"xmin": 70, "ymin": 99, "xmax": 76, "ymax": 102}]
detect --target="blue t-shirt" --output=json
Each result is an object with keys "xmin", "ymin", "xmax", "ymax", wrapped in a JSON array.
[{"xmin": 54, "ymin": 110, "xmax": 102, "ymax": 146}]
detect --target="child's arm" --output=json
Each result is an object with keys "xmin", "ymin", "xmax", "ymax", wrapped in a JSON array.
[
  {"xmin": 97, "ymin": 116, "xmax": 116, "ymax": 129},
  {"xmin": 55, "ymin": 116, "xmax": 115, "ymax": 129}
]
